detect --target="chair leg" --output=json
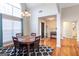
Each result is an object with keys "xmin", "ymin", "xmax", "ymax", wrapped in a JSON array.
[
  {"xmin": 19, "ymin": 47, "xmax": 23, "ymax": 52},
  {"xmin": 14, "ymin": 47, "xmax": 16, "ymax": 55},
  {"xmin": 33, "ymin": 48, "xmax": 34, "ymax": 52},
  {"xmin": 37, "ymin": 47, "xmax": 39, "ymax": 52}
]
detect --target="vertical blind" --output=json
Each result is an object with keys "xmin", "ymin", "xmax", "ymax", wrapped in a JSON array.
[
  {"xmin": 2, "ymin": 18, "xmax": 21, "ymax": 43},
  {"xmin": 0, "ymin": 3, "xmax": 22, "ymax": 45}
]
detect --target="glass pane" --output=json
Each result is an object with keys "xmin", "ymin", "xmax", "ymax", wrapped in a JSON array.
[
  {"xmin": 8, "ymin": 3, "xmax": 21, "ymax": 9},
  {"xmin": 13, "ymin": 7, "xmax": 21, "ymax": 17},
  {"xmin": 0, "ymin": 3, "xmax": 21, "ymax": 17},
  {"xmin": 2, "ymin": 19, "xmax": 13, "ymax": 43},
  {"xmin": 13, "ymin": 21, "xmax": 21, "ymax": 36},
  {"xmin": 0, "ymin": 3, "xmax": 12, "ymax": 15},
  {"xmin": 2, "ymin": 18, "xmax": 22, "ymax": 43}
]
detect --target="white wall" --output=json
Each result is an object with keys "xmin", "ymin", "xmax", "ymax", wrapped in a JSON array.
[
  {"xmin": 46, "ymin": 20, "xmax": 56, "ymax": 37},
  {"xmin": 30, "ymin": 4, "xmax": 58, "ymax": 35},
  {"xmin": 62, "ymin": 5, "xmax": 79, "ymax": 21},
  {"xmin": 62, "ymin": 22, "xmax": 74, "ymax": 38},
  {"xmin": 62, "ymin": 5, "xmax": 79, "ymax": 40}
]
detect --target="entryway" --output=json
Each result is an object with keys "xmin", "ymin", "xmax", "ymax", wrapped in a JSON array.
[
  {"xmin": 38, "ymin": 15, "xmax": 57, "ymax": 49},
  {"xmin": 38, "ymin": 15, "xmax": 57, "ymax": 39}
]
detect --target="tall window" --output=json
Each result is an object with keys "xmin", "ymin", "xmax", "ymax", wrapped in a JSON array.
[
  {"xmin": 0, "ymin": 3, "xmax": 22, "ymax": 44},
  {"xmin": 2, "ymin": 18, "xmax": 22, "ymax": 43}
]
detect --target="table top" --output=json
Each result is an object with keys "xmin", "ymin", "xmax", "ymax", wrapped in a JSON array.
[{"xmin": 18, "ymin": 36, "xmax": 35, "ymax": 44}]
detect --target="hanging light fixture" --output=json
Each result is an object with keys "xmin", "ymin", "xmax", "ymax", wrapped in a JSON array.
[{"xmin": 21, "ymin": 9, "xmax": 31, "ymax": 17}]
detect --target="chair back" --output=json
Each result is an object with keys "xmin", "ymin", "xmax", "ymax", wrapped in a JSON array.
[
  {"xmin": 16, "ymin": 33, "xmax": 22, "ymax": 38},
  {"xmin": 12, "ymin": 36, "xmax": 19, "ymax": 48},
  {"xmin": 31, "ymin": 33, "xmax": 36, "ymax": 37},
  {"xmin": 34, "ymin": 36, "xmax": 40, "ymax": 48}
]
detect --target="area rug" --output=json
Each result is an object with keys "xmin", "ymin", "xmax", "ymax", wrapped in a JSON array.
[{"xmin": 0, "ymin": 45, "xmax": 53, "ymax": 56}]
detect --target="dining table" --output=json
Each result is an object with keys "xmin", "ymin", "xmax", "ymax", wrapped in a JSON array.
[{"xmin": 18, "ymin": 35, "xmax": 35, "ymax": 55}]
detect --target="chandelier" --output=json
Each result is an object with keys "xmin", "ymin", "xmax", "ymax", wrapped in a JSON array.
[{"xmin": 21, "ymin": 10, "xmax": 31, "ymax": 17}]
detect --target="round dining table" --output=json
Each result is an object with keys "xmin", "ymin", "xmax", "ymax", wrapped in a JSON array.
[{"xmin": 18, "ymin": 36, "xmax": 35, "ymax": 55}]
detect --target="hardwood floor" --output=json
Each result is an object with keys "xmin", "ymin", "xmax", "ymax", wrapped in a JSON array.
[{"xmin": 40, "ymin": 38, "xmax": 79, "ymax": 56}]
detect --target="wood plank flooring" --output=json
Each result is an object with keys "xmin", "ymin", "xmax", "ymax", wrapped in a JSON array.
[{"xmin": 40, "ymin": 38, "xmax": 79, "ymax": 56}]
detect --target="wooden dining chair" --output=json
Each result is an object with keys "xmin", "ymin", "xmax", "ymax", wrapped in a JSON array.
[
  {"xmin": 29, "ymin": 42, "xmax": 35, "ymax": 52},
  {"xmin": 16, "ymin": 33, "xmax": 22, "ymax": 38},
  {"xmin": 12, "ymin": 36, "xmax": 24, "ymax": 54},
  {"xmin": 34, "ymin": 36, "xmax": 40, "ymax": 52},
  {"xmin": 12, "ymin": 36, "xmax": 20, "ymax": 53},
  {"xmin": 29, "ymin": 36, "xmax": 36, "ymax": 52},
  {"xmin": 31, "ymin": 33, "xmax": 36, "ymax": 37}
]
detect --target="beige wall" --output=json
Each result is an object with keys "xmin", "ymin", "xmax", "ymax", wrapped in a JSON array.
[
  {"xmin": 23, "ymin": 17, "xmax": 30, "ymax": 36},
  {"xmin": 61, "ymin": 5, "xmax": 79, "ymax": 39},
  {"xmin": 62, "ymin": 21, "xmax": 77, "ymax": 38},
  {"xmin": 46, "ymin": 20, "xmax": 56, "ymax": 37}
]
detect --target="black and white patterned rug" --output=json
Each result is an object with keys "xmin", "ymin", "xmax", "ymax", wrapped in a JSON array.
[{"xmin": 0, "ymin": 45, "xmax": 53, "ymax": 56}]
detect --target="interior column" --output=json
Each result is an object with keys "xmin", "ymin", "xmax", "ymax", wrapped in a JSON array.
[{"xmin": 56, "ymin": 12, "xmax": 61, "ymax": 48}]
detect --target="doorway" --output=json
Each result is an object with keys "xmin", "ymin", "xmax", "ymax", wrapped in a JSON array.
[
  {"xmin": 38, "ymin": 15, "xmax": 56, "ymax": 49},
  {"xmin": 41, "ymin": 22, "xmax": 45, "ymax": 38}
]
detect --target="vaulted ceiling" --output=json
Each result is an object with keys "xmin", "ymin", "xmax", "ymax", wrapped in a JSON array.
[
  {"xmin": 21, "ymin": 3, "xmax": 79, "ymax": 11},
  {"xmin": 59, "ymin": 3, "xmax": 79, "ymax": 8},
  {"xmin": 21, "ymin": 3, "xmax": 79, "ymax": 22},
  {"xmin": 25, "ymin": 3, "xmax": 79, "ymax": 9}
]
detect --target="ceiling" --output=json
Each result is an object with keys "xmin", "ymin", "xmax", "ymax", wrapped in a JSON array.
[
  {"xmin": 25, "ymin": 3, "xmax": 79, "ymax": 9},
  {"xmin": 59, "ymin": 3, "xmax": 79, "ymax": 8},
  {"xmin": 21, "ymin": 3, "xmax": 79, "ymax": 22},
  {"xmin": 26, "ymin": 3, "xmax": 54, "ymax": 9}
]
